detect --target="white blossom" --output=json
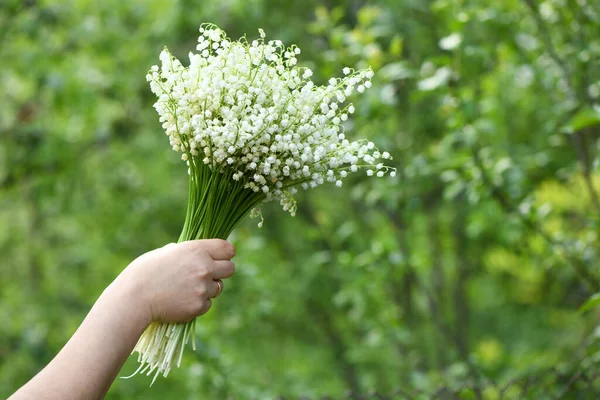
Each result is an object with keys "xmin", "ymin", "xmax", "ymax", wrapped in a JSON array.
[
  {"xmin": 439, "ymin": 33, "xmax": 462, "ymax": 51},
  {"xmin": 146, "ymin": 23, "xmax": 395, "ymax": 213}
]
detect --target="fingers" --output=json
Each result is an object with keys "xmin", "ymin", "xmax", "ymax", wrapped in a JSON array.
[
  {"xmin": 206, "ymin": 279, "xmax": 224, "ymax": 299},
  {"xmin": 200, "ymin": 239, "xmax": 236, "ymax": 260},
  {"xmin": 181, "ymin": 239, "xmax": 235, "ymax": 260},
  {"xmin": 198, "ymin": 298, "xmax": 212, "ymax": 316},
  {"xmin": 212, "ymin": 260, "xmax": 235, "ymax": 279}
]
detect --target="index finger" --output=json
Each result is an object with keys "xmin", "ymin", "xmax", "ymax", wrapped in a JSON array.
[{"xmin": 192, "ymin": 239, "xmax": 236, "ymax": 260}]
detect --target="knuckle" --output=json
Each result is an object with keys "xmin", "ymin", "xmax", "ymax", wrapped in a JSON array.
[
  {"xmin": 161, "ymin": 242, "xmax": 177, "ymax": 251},
  {"xmin": 183, "ymin": 240, "xmax": 198, "ymax": 251},
  {"xmin": 195, "ymin": 266, "xmax": 210, "ymax": 280},
  {"xmin": 194, "ymin": 285, "xmax": 208, "ymax": 298},
  {"xmin": 193, "ymin": 246, "xmax": 209, "ymax": 258}
]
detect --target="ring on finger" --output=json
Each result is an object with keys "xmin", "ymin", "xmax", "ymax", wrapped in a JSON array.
[{"xmin": 213, "ymin": 279, "xmax": 224, "ymax": 298}]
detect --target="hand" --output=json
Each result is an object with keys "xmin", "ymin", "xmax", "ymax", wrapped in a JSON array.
[{"xmin": 114, "ymin": 239, "xmax": 236, "ymax": 326}]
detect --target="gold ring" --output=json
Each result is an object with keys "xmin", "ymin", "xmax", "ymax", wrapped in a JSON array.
[{"xmin": 214, "ymin": 279, "xmax": 223, "ymax": 298}]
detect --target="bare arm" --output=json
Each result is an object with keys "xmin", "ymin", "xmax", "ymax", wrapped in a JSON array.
[{"xmin": 9, "ymin": 239, "xmax": 236, "ymax": 400}]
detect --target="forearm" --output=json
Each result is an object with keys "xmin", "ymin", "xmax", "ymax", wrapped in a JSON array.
[{"xmin": 10, "ymin": 279, "xmax": 149, "ymax": 400}]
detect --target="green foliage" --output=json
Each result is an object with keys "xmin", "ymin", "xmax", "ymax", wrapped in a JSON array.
[
  {"xmin": 563, "ymin": 106, "xmax": 600, "ymax": 134},
  {"xmin": 1, "ymin": 0, "xmax": 600, "ymax": 398},
  {"xmin": 580, "ymin": 293, "xmax": 600, "ymax": 315}
]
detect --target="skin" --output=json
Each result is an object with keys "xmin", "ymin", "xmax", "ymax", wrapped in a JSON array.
[{"xmin": 9, "ymin": 239, "xmax": 236, "ymax": 400}]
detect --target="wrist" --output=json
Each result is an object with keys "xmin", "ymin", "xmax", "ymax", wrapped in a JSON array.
[{"xmin": 100, "ymin": 273, "xmax": 153, "ymax": 333}]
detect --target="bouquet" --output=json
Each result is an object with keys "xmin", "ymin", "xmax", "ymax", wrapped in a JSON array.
[{"xmin": 130, "ymin": 23, "xmax": 394, "ymax": 383}]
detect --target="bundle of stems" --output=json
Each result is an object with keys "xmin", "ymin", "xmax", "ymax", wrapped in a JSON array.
[{"xmin": 128, "ymin": 161, "xmax": 265, "ymax": 383}]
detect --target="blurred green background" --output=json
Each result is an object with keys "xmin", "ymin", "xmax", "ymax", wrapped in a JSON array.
[{"xmin": 2, "ymin": 0, "xmax": 600, "ymax": 398}]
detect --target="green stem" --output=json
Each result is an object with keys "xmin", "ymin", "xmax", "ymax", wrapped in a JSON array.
[{"xmin": 179, "ymin": 163, "xmax": 265, "ymax": 242}]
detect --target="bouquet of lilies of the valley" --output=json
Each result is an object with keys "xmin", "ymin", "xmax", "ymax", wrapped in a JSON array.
[{"xmin": 130, "ymin": 23, "xmax": 394, "ymax": 383}]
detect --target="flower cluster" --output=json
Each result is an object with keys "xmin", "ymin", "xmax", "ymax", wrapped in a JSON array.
[{"xmin": 146, "ymin": 23, "xmax": 394, "ymax": 215}]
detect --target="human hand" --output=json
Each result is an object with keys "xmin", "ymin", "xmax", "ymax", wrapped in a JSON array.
[{"xmin": 113, "ymin": 239, "xmax": 236, "ymax": 327}]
